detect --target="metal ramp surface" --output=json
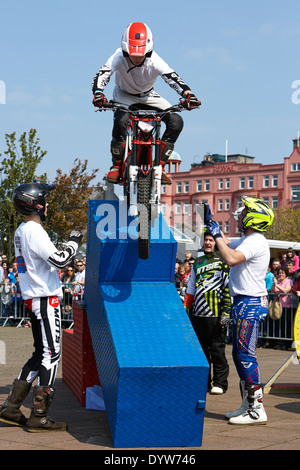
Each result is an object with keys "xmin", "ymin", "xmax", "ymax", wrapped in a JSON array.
[{"xmin": 84, "ymin": 200, "xmax": 209, "ymax": 448}]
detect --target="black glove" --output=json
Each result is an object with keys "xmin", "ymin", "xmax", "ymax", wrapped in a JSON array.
[
  {"xmin": 68, "ymin": 230, "xmax": 84, "ymax": 246},
  {"xmin": 203, "ymin": 203, "xmax": 213, "ymax": 224},
  {"xmin": 93, "ymin": 90, "xmax": 108, "ymax": 109},
  {"xmin": 220, "ymin": 314, "xmax": 230, "ymax": 329},
  {"xmin": 184, "ymin": 93, "xmax": 201, "ymax": 110}
]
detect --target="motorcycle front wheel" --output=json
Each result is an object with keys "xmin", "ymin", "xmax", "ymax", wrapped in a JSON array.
[{"xmin": 137, "ymin": 172, "xmax": 151, "ymax": 260}]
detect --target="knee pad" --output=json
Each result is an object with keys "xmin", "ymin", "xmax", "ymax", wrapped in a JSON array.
[
  {"xmin": 160, "ymin": 141, "xmax": 174, "ymax": 163},
  {"xmin": 110, "ymin": 140, "xmax": 126, "ymax": 162}
]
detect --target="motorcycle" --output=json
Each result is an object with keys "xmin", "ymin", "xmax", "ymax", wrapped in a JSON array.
[{"xmin": 98, "ymin": 100, "xmax": 196, "ymax": 260}]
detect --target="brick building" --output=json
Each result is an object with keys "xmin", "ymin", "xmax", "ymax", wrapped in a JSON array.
[{"xmin": 161, "ymin": 137, "xmax": 300, "ymax": 238}]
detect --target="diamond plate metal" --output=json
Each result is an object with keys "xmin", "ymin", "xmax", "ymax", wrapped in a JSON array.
[{"xmin": 85, "ymin": 201, "xmax": 209, "ymax": 448}]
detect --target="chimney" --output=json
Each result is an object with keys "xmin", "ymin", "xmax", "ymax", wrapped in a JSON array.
[{"xmin": 294, "ymin": 136, "xmax": 300, "ymax": 150}]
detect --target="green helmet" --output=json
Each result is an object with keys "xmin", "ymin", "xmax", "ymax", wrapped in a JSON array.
[{"xmin": 241, "ymin": 195, "xmax": 274, "ymax": 232}]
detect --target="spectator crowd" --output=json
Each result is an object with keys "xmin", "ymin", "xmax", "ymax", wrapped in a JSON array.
[
  {"xmin": 1, "ymin": 245, "xmax": 300, "ymax": 347},
  {"xmin": 0, "ymin": 254, "xmax": 86, "ymax": 328},
  {"xmin": 175, "ymin": 247, "xmax": 300, "ymax": 350}
]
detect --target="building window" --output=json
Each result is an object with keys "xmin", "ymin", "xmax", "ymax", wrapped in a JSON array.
[
  {"xmin": 272, "ymin": 197, "xmax": 278, "ymax": 209},
  {"xmin": 218, "ymin": 199, "xmax": 223, "ymax": 211},
  {"xmin": 204, "ymin": 180, "xmax": 210, "ymax": 192},
  {"xmin": 161, "ymin": 202, "xmax": 166, "ymax": 215},
  {"xmin": 176, "ymin": 182, "xmax": 181, "ymax": 193},
  {"xmin": 219, "ymin": 178, "xmax": 223, "ymax": 190},
  {"xmin": 175, "ymin": 202, "xmax": 181, "ymax": 214},
  {"xmin": 225, "ymin": 178, "xmax": 230, "ymax": 190},
  {"xmin": 264, "ymin": 175, "xmax": 269, "ymax": 188},
  {"xmin": 197, "ymin": 180, "xmax": 202, "ymax": 192},
  {"xmin": 239, "ymin": 177, "xmax": 245, "ymax": 190},
  {"xmin": 272, "ymin": 174, "xmax": 278, "ymax": 187},
  {"xmin": 292, "ymin": 185, "xmax": 300, "ymax": 202},
  {"xmin": 184, "ymin": 181, "xmax": 189, "ymax": 193},
  {"xmin": 292, "ymin": 163, "xmax": 300, "ymax": 171},
  {"xmin": 183, "ymin": 202, "xmax": 189, "ymax": 214},
  {"xmin": 224, "ymin": 221, "xmax": 229, "ymax": 233},
  {"xmin": 263, "ymin": 197, "xmax": 269, "ymax": 204},
  {"xmin": 225, "ymin": 199, "xmax": 230, "ymax": 211},
  {"xmin": 194, "ymin": 200, "xmax": 199, "ymax": 213},
  {"xmin": 248, "ymin": 176, "xmax": 254, "ymax": 189},
  {"xmin": 161, "ymin": 184, "xmax": 166, "ymax": 194}
]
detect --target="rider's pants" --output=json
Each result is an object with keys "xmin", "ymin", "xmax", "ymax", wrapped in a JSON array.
[
  {"xmin": 111, "ymin": 87, "xmax": 184, "ymax": 144},
  {"xmin": 231, "ymin": 295, "xmax": 268, "ymax": 386},
  {"xmin": 18, "ymin": 297, "xmax": 62, "ymax": 387}
]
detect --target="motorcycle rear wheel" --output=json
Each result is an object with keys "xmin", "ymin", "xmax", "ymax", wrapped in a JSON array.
[{"xmin": 138, "ymin": 172, "xmax": 151, "ymax": 260}]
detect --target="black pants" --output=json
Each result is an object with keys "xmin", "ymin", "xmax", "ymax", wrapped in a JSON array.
[
  {"xmin": 112, "ymin": 105, "xmax": 184, "ymax": 144},
  {"xmin": 190, "ymin": 315, "xmax": 229, "ymax": 392}
]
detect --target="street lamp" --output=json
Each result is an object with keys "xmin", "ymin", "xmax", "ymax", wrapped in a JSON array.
[{"xmin": 291, "ymin": 192, "xmax": 299, "ymax": 210}]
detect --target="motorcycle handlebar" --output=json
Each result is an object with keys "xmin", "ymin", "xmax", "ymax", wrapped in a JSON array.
[{"xmin": 96, "ymin": 100, "xmax": 199, "ymax": 117}]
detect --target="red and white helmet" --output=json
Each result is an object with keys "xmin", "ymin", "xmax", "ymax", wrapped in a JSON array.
[{"xmin": 121, "ymin": 22, "xmax": 153, "ymax": 57}]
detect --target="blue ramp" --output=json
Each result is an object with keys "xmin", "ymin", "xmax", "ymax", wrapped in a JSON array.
[{"xmin": 84, "ymin": 200, "xmax": 209, "ymax": 448}]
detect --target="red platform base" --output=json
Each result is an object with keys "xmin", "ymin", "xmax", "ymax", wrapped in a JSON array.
[{"xmin": 62, "ymin": 302, "xmax": 100, "ymax": 406}]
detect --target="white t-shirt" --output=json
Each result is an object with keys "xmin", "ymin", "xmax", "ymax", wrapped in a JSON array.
[
  {"xmin": 14, "ymin": 221, "xmax": 62, "ymax": 300},
  {"xmin": 228, "ymin": 232, "xmax": 270, "ymax": 297}
]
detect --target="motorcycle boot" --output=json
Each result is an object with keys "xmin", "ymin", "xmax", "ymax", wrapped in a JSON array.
[
  {"xmin": 228, "ymin": 384, "xmax": 267, "ymax": 425},
  {"xmin": 106, "ymin": 140, "xmax": 126, "ymax": 183},
  {"xmin": 26, "ymin": 386, "xmax": 68, "ymax": 432},
  {"xmin": 160, "ymin": 141, "xmax": 174, "ymax": 185},
  {"xmin": 225, "ymin": 380, "xmax": 248, "ymax": 419},
  {"xmin": 0, "ymin": 378, "xmax": 31, "ymax": 426}
]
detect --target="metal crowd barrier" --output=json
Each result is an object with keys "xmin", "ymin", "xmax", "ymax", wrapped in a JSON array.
[
  {"xmin": 258, "ymin": 292, "xmax": 299, "ymax": 346},
  {"xmin": 0, "ymin": 282, "xmax": 81, "ymax": 329},
  {"xmin": 176, "ymin": 288, "xmax": 300, "ymax": 347}
]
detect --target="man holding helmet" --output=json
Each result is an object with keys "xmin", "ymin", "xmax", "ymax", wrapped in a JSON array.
[
  {"xmin": 0, "ymin": 182, "xmax": 83, "ymax": 432},
  {"xmin": 92, "ymin": 22, "xmax": 200, "ymax": 184},
  {"xmin": 205, "ymin": 196, "xmax": 274, "ymax": 425}
]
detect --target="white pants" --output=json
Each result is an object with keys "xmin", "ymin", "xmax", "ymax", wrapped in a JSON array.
[
  {"xmin": 113, "ymin": 86, "xmax": 171, "ymax": 110},
  {"xmin": 19, "ymin": 296, "xmax": 62, "ymax": 387}
]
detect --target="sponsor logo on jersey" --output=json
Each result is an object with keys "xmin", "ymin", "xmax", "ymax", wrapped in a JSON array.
[{"xmin": 49, "ymin": 296, "xmax": 59, "ymax": 308}]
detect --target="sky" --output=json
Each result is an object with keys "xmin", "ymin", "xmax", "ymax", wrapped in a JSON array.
[{"xmin": 0, "ymin": 0, "xmax": 300, "ymax": 184}]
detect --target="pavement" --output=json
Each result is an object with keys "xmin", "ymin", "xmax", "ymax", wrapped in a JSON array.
[{"xmin": 1, "ymin": 326, "xmax": 300, "ymax": 454}]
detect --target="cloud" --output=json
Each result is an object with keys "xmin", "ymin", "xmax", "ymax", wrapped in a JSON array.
[
  {"xmin": 184, "ymin": 46, "xmax": 246, "ymax": 71},
  {"xmin": 7, "ymin": 86, "xmax": 53, "ymax": 107},
  {"xmin": 258, "ymin": 23, "xmax": 276, "ymax": 34}
]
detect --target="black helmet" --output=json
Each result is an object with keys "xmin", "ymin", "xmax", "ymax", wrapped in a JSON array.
[{"xmin": 13, "ymin": 182, "xmax": 55, "ymax": 220}]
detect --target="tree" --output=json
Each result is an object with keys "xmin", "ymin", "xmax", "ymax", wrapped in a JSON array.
[
  {"xmin": 0, "ymin": 129, "xmax": 47, "ymax": 261},
  {"xmin": 44, "ymin": 158, "xmax": 103, "ymax": 246},
  {"xmin": 265, "ymin": 207, "xmax": 300, "ymax": 241}
]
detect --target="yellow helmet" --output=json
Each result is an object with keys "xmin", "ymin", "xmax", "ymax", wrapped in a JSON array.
[{"xmin": 241, "ymin": 196, "xmax": 274, "ymax": 232}]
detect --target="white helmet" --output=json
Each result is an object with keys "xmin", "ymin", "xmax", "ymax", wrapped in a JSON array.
[
  {"xmin": 233, "ymin": 206, "xmax": 244, "ymax": 221},
  {"xmin": 121, "ymin": 22, "xmax": 153, "ymax": 57}
]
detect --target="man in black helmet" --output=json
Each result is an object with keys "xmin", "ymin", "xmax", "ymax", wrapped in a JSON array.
[{"xmin": 0, "ymin": 182, "xmax": 83, "ymax": 432}]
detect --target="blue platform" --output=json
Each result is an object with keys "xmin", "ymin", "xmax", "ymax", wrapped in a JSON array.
[{"xmin": 84, "ymin": 200, "xmax": 209, "ymax": 448}]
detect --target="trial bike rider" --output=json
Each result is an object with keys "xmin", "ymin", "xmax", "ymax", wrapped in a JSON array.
[{"xmin": 92, "ymin": 22, "xmax": 200, "ymax": 185}]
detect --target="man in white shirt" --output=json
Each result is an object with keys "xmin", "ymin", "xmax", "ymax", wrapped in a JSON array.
[
  {"xmin": 73, "ymin": 260, "xmax": 85, "ymax": 300},
  {"xmin": 0, "ymin": 182, "xmax": 83, "ymax": 432},
  {"xmin": 92, "ymin": 22, "xmax": 200, "ymax": 184},
  {"xmin": 206, "ymin": 196, "xmax": 274, "ymax": 425}
]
